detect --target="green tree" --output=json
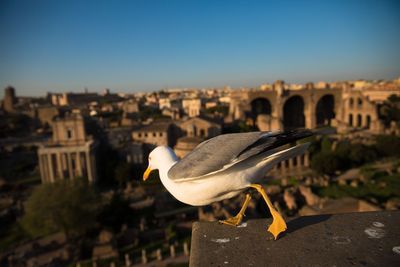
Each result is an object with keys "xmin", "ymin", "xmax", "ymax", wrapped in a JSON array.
[
  {"xmin": 379, "ymin": 94, "xmax": 400, "ymax": 127},
  {"xmin": 321, "ymin": 136, "xmax": 332, "ymax": 153},
  {"xmin": 311, "ymin": 152, "xmax": 342, "ymax": 175},
  {"xmin": 21, "ymin": 178, "xmax": 101, "ymax": 239},
  {"xmin": 348, "ymin": 143, "xmax": 377, "ymax": 165},
  {"xmin": 375, "ymin": 135, "xmax": 400, "ymax": 157}
]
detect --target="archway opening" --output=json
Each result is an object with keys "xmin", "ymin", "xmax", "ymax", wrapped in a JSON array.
[
  {"xmin": 349, "ymin": 114, "xmax": 353, "ymax": 126},
  {"xmin": 357, "ymin": 114, "xmax": 362, "ymax": 127},
  {"xmin": 283, "ymin": 95, "xmax": 305, "ymax": 130},
  {"xmin": 316, "ymin": 94, "xmax": 335, "ymax": 127},
  {"xmin": 366, "ymin": 115, "xmax": 371, "ymax": 129},
  {"xmin": 250, "ymin": 98, "xmax": 272, "ymax": 122}
]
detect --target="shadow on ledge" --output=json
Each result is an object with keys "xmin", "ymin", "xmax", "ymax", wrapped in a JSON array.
[{"xmin": 286, "ymin": 213, "xmax": 331, "ymax": 234}]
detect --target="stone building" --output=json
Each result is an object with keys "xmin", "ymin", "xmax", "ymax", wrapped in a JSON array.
[
  {"xmin": 2, "ymin": 86, "xmax": 16, "ymax": 112},
  {"xmin": 174, "ymin": 136, "xmax": 204, "ymax": 158},
  {"xmin": 121, "ymin": 99, "xmax": 139, "ymax": 114},
  {"xmin": 229, "ymin": 80, "xmax": 400, "ymax": 133},
  {"xmin": 37, "ymin": 112, "xmax": 98, "ymax": 183},
  {"xmin": 131, "ymin": 121, "xmax": 179, "ymax": 148},
  {"xmin": 37, "ymin": 106, "xmax": 60, "ymax": 127},
  {"xmin": 50, "ymin": 91, "xmax": 121, "ymax": 107},
  {"xmin": 178, "ymin": 116, "xmax": 221, "ymax": 138},
  {"xmin": 174, "ymin": 117, "xmax": 221, "ymax": 158},
  {"xmin": 182, "ymin": 98, "xmax": 202, "ymax": 117}
]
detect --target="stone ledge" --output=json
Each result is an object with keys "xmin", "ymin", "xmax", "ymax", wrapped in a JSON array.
[{"xmin": 190, "ymin": 211, "xmax": 400, "ymax": 267}]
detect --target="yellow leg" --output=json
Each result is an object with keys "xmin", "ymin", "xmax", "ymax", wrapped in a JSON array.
[
  {"xmin": 219, "ymin": 193, "xmax": 252, "ymax": 226},
  {"xmin": 249, "ymin": 184, "xmax": 287, "ymax": 240}
]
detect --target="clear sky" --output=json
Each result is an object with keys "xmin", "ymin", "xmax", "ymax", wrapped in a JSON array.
[{"xmin": 0, "ymin": 0, "xmax": 399, "ymax": 97}]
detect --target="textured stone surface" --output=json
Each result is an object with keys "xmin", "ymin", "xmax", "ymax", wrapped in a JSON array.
[{"xmin": 190, "ymin": 211, "xmax": 400, "ymax": 267}]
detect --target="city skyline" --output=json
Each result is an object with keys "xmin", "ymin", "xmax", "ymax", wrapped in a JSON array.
[{"xmin": 1, "ymin": 0, "xmax": 399, "ymax": 97}]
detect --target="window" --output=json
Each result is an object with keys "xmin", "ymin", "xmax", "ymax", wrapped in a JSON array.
[
  {"xmin": 138, "ymin": 133, "xmax": 142, "ymax": 138},
  {"xmin": 349, "ymin": 114, "xmax": 353, "ymax": 126},
  {"xmin": 357, "ymin": 114, "xmax": 362, "ymax": 127},
  {"xmin": 66, "ymin": 129, "xmax": 72, "ymax": 139},
  {"xmin": 349, "ymin": 98, "xmax": 354, "ymax": 108},
  {"xmin": 366, "ymin": 115, "xmax": 371, "ymax": 129},
  {"xmin": 153, "ymin": 132, "xmax": 156, "ymax": 137},
  {"xmin": 200, "ymin": 129, "xmax": 205, "ymax": 137},
  {"xmin": 145, "ymin": 133, "xmax": 148, "ymax": 137},
  {"xmin": 159, "ymin": 132, "xmax": 163, "ymax": 137},
  {"xmin": 358, "ymin": 98, "xmax": 363, "ymax": 108}
]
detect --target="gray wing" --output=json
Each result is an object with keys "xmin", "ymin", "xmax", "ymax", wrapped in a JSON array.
[{"xmin": 168, "ymin": 129, "xmax": 312, "ymax": 180}]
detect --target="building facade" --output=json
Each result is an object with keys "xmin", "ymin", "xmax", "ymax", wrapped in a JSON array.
[
  {"xmin": 131, "ymin": 121, "xmax": 179, "ymax": 148},
  {"xmin": 2, "ymin": 86, "xmax": 16, "ymax": 113},
  {"xmin": 37, "ymin": 113, "xmax": 98, "ymax": 183},
  {"xmin": 229, "ymin": 80, "xmax": 400, "ymax": 133}
]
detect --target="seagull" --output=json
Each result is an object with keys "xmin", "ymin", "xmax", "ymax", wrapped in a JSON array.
[{"xmin": 143, "ymin": 129, "xmax": 312, "ymax": 239}]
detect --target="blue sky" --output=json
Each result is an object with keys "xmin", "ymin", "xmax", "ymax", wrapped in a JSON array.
[{"xmin": 0, "ymin": 0, "xmax": 399, "ymax": 97}]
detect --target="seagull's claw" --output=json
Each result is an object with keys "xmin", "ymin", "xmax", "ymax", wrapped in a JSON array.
[{"xmin": 219, "ymin": 214, "xmax": 243, "ymax": 226}]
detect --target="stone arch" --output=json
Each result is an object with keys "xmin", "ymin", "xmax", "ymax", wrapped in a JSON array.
[
  {"xmin": 349, "ymin": 113, "xmax": 353, "ymax": 126},
  {"xmin": 366, "ymin": 115, "xmax": 371, "ymax": 129},
  {"xmin": 357, "ymin": 98, "xmax": 363, "ymax": 108},
  {"xmin": 316, "ymin": 94, "xmax": 335, "ymax": 127},
  {"xmin": 357, "ymin": 114, "xmax": 362, "ymax": 127},
  {"xmin": 283, "ymin": 95, "xmax": 305, "ymax": 130},
  {"xmin": 250, "ymin": 97, "xmax": 272, "ymax": 118},
  {"xmin": 349, "ymin": 98, "xmax": 354, "ymax": 108},
  {"xmin": 250, "ymin": 97, "xmax": 272, "ymax": 121}
]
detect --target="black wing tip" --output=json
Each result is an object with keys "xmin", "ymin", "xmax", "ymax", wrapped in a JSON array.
[
  {"xmin": 264, "ymin": 128, "xmax": 313, "ymax": 146},
  {"xmin": 284, "ymin": 128, "xmax": 314, "ymax": 139}
]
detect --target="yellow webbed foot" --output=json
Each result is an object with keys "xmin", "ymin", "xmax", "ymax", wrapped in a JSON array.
[
  {"xmin": 219, "ymin": 214, "xmax": 244, "ymax": 226},
  {"xmin": 267, "ymin": 209, "xmax": 287, "ymax": 240}
]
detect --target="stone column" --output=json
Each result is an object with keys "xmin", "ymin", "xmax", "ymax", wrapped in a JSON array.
[
  {"xmin": 156, "ymin": 249, "xmax": 162, "ymax": 261},
  {"xmin": 183, "ymin": 242, "xmax": 189, "ymax": 256},
  {"xmin": 305, "ymin": 94, "xmax": 316, "ymax": 129},
  {"xmin": 170, "ymin": 245, "xmax": 176, "ymax": 258},
  {"xmin": 38, "ymin": 154, "xmax": 45, "ymax": 183},
  {"xmin": 304, "ymin": 153, "xmax": 310, "ymax": 167},
  {"xmin": 141, "ymin": 249, "xmax": 147, "ymax": 264},
  {"xmin": 86, "ymin": 151, "xmax": 93, "ymax": 182},
  {"xmin": 42, "ymin": 155, "xmax": 49, "ymax": 182},
  {"xmin": 47, "ymin": 153, "xmax": 55, "ymax": 182},
  {"xmin": 288, "ymin": 158, "xmax": 294, "ymax": 169},
  {"xmin": 76, "ymin": 151, "xmax": 82, "ymax": 177},
  {"xmin": 56, "ymin": 152, "xmax": 63, "ymax": 179},
  {"xmin": 124, "ymin": 254, "xmax": 131, "ymax": 267},
  {"xmin": 67, "ymin": 152, "xmax": 73, "ymax": 179}
]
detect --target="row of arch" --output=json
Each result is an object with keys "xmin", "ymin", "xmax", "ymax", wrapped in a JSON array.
[
  {"xmin": 348, "ymin": 97, "xmax": 363, "ymax": 108},
  {"xmin": 251, "ymin": 94, "xmax": 335, "ymax": 130},
  {"xmin": 348, "ymin": 113, "xmax": 371, "ymax": 129}
]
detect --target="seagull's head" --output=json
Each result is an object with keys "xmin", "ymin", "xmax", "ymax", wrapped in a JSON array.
[{"xmin": 143, "ymin": 146, "xmax": 178, "ymax": 181}]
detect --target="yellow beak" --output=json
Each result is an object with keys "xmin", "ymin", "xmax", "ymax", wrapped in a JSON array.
[{"xmin": 143, "ymin": 167, "xmax": 152, "ymax": 181}]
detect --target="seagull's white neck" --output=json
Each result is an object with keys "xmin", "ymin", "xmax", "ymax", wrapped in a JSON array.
[
  {"xmin": 157, "ymin": 156, "xmax": 178, "ymax": 192},
  {"xmin": 151, "ymin": 147, "xmax": 179, "ymax": 190}
]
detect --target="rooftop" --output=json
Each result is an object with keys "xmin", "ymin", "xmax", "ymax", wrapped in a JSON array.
[{"xmin": 190, "ymin": 211, "xmax": 400, "ymax": 266}]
